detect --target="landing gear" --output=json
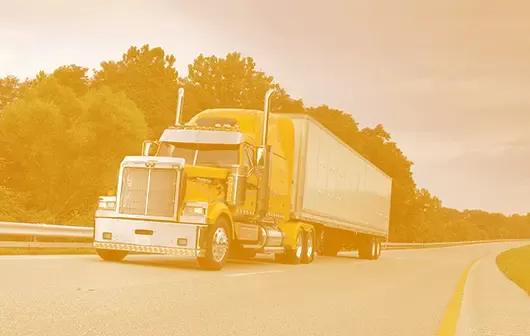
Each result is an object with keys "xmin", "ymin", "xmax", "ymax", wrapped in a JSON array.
[
  {"xmin": 318, "ymin": 228, "xmax": 341, "ymax": 257},
  {"xmin": 359, "ymin": 237, "xmax": 381, "ymax": 260}
]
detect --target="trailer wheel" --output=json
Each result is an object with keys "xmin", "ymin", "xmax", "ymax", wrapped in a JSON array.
[
  {"xmin": 197, "ymin": 217, "xmax": 231, "ymax": 271},
  {"xmin": 96, "ymin": 249, "xmax": 128, "ymax": 262},
  {"xmin": 301, "ymin": 229, "xmax": 315, "ymax": 264},
  {"xmin": 275, "ymin": 227, "xmax": 303, "ymax": 265}
]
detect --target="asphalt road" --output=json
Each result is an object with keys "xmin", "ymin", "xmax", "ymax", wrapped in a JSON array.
[{"xmin": 0, "ymin": 242, "xmax": 523, "ymax": 336}]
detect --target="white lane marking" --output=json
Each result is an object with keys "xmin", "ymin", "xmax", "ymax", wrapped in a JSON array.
[{"xmin": 225, "ymin": 270, "xmax": 284, "ymax": 277}]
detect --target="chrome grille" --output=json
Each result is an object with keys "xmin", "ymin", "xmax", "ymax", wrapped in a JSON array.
[{"xmin": 119, "ymin": 167, "xmax": 179, "ymax": 218}]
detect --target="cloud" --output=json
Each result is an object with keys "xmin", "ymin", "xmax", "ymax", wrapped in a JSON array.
[{"xmin": 412, "ymin": 135, "xmax": 530, "ymax": 214}]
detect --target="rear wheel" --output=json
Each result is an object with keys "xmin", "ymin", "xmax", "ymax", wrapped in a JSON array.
[
  {"xmin": 301, "ymin": 229, "xmax": 315, "ymax": 264},
  {"xmin": 96, "ymin": 249, "xmax": 128, "ymax": 262},
  {"xmin": 197, "ymin": 218, "xmax": 231, "ymax": 271}
]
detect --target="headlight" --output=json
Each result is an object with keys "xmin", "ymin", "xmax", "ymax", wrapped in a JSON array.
[
  {"xmin": 182, "ymin": 202, "xmax": 207, "ymax": 216},
  {"xmin": 98, "ymin": 196, "xmax": 117, "ymax": 210}
]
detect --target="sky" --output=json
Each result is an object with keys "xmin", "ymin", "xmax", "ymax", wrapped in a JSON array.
[{"xmin": 1, "ymin": 0, "xmax": 529, "ymax": 214}]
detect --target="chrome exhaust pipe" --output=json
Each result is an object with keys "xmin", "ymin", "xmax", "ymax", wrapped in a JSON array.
[
  {"xmin": 175, "ymin": 87, "xmax": 185, "ymax": 126},
  {"xmin": 255, "ymin": 89, "xmax": 275, "ymax": 218},
  {"xmin": 261, "ymin": 88, "xmax": 275, "ymax": 146}
]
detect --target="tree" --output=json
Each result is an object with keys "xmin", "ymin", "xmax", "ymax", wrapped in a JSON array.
[
  {"xmin": 52, "ymin": 65, "xmax": 90, "ymax": 96},
  {"xmin": 0, "ymin": 186, "xmax": 26, "ymax": 222},
  {"xmin": 92, "ymin": 44, "xmax": 179, "ymax": 139},
  {"xmin": 0, "ymin": 75, "xmax": 22, "ymax": 111},
  {"xmin": 69, "ymin": 87, "xmax": 148, "ymax": 214},
  {"xmin": 181, "ymin": 52, "xmax": 304, "ymax": 122},
  {"xmin": 0, "ymin": 74, "xmax": 147, "ymax": 224}
]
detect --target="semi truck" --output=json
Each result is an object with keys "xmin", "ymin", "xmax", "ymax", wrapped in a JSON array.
[{"xmin": 93, "ymin": 88, "xmax": 392, "ymax": 270}]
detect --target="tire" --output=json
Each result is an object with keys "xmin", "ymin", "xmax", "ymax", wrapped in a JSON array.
[
  {"xmin": 96, "ymin": 249, "xmax": 128, "ymax": 262},
  {"xmin": 197, "ymin": 217, "xmax": 231, "ymax": 270},
  {"xmin": 275, "ymin": 227, "xmax": 303, "ymax": 264},
  {"xmin": 301, "ymin": 229, "xmax": 315, "ymax": 264},
  {"xmin": 359, "ymin": 237, "xmax": 376, "ymax": 260}
]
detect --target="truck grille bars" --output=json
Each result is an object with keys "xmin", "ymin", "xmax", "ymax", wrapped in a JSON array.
[{"xmin": 119, "ymin": 167, "xmax": 178, "ymax": 218}]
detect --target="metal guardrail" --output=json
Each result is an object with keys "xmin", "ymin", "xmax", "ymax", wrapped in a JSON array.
[
  {"xmin": 0, "ymin": 222, "xmax": 526, "ymax": 251},
  {"xmin": 0, "ymin": 221, "xmax": 93, "ymax": 238}
]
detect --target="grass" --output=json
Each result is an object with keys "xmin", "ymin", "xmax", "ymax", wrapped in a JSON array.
[
  {"xmin": 496, "ymin": 244, "xmax": 530, "ymax": 294},
  {"xmin": 0, "ymin": 248, "xmax": 96, "ymax": 255}
]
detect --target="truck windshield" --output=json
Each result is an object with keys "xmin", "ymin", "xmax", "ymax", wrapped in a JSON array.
[{"xmin": 157, "ymin": 142, "xmax": 240, "ymax": 166}]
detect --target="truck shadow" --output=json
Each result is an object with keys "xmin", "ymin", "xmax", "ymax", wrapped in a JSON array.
[
  {"xmin": 334, "ymin": 252, "xmax": 362, "ymax": 260},
  {"xmin": 115, "ymin": 254, "xmax": 280, "ymax": 272}
]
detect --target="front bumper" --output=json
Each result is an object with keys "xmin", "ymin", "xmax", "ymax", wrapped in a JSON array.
[{"xmin": 93, "ymin": 217, "xmax": 207, "ymax": 257}]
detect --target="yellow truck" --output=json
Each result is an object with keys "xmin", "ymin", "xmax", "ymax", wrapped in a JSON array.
[{"xmin": 93, "ymin": 89, "xmax": 392, "ymax": 270}]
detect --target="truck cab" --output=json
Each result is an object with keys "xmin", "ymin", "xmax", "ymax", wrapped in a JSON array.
[{"xmin": 93, "ymin": 89, "xmax": 301, "ymax": 270}]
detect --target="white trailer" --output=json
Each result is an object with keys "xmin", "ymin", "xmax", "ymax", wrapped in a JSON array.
[{"xmin": 285, "ymin": 113, "xmax": 392, "ymax": 258}]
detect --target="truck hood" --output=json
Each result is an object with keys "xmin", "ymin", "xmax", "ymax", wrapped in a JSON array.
[
  {"xmin": 183, "ymin": 165, "xmax": 229, "ymax": 180},
  {"xmin": 121, "ymin": 155, "xmax": 229, "ymax": 180}
]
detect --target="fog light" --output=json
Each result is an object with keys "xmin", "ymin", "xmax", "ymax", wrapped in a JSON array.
[{"xmin": 177, "ymin": 238, "xmax": 188, "ymax": 246}]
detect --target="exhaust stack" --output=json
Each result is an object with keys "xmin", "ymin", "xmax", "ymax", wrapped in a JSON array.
[
  {"xmin": 256, "ymin": 88, "xmax": 275, "ymax": 166},
  {"xmin": 175, "ymin": 88, "xmax": 185, "ymax": 126},
  {"xmin": 255, "ymin": 88, "xmax": 275, "ymax": 218},
  {"xmin": 261, "ymin": 88, "xmax": 275, "ymax": 146}
]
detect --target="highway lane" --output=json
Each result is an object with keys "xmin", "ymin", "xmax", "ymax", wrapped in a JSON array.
[{"xmin": 0, "ymin": 242, "xmax": 524, "ymax": 336}]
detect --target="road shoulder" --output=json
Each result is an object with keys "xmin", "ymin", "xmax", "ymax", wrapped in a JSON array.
[{"xmin": 456, "ymin": 247, "xmax": 530, "ymax": 336}]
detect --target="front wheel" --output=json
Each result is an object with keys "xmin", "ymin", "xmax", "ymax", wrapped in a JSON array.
[
  {"xmin": 96, "ymin": 249, "xmax": 128, "ymax": 262},
  {"xmin": 197, "ymin": 218, "xmax": 231, "ymax": 271}
]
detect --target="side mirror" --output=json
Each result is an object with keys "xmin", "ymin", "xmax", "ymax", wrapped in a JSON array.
[{"xmin": 141, "ymin": 140, "xmax": 159, "ymax": 156}]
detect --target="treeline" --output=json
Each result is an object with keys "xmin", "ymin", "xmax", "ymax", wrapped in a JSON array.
[{"xmin": 0, "ymin": 44, "xmax": 528, "ymax": 242}]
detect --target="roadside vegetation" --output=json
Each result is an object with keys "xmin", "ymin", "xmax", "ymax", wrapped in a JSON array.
[
  {"xmin": 1, "ymin": 44, "xmax": 529, "ymax": 243},
  {"xmin": 496, "ymin": 244, "xmax": 530, "ymax": 294}
]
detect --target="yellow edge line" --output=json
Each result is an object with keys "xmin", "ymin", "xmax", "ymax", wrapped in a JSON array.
[{"xmin": 437, "ymin": 257, "xmax": 481, "ymax": 336}]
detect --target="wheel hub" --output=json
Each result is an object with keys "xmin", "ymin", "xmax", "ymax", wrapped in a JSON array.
[
  {"xmin": 295, "ymin": 232, "xmax": 303, "ymax": 259},
  {"xmin": 212, "ymin": 228, "xmax": 229, "ymax": 262},
  {"xmin": 306, "ymin": 231, "xmax": 314, "ymax": 258}
]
